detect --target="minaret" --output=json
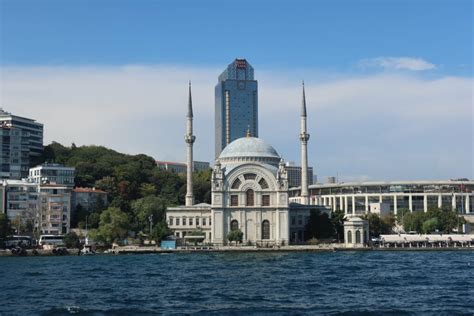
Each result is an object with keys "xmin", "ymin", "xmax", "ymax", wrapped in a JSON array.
[
  {"xmin": 185, "ymin": 81, "xmax": 196, "ymax": 206},
  {"xmin": 300, "ymin": 81, "xmax": 310, "ymax": 204}
]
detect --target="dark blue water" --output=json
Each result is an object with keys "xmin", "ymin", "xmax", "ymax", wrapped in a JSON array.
[{"xmin": 0, "ymin": 251, "xmax": 473, "ymax": 315}]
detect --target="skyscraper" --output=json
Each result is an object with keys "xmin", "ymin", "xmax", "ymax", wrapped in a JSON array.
[
  {"xmin": 215, "ymin": 59, "xmax": 258, "ymax": 158},
  {"xmin": 0, "ymin": 109, "xmax": 44, "ymax": 179}
]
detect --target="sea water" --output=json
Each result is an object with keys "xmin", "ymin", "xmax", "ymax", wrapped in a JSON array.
[{"xmin": 0, "ymin": 251, "xmax": 473, "ymax": 315}]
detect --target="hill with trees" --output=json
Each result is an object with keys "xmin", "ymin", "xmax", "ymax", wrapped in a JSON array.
[{"xmin": 41, "ymin": 142, "xmax": 211, "ymax": 245}]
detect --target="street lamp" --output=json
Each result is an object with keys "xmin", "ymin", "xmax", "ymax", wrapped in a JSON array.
[{"xmin": 148, "ymin": 214, "xmax": 153, "ymax": 235}]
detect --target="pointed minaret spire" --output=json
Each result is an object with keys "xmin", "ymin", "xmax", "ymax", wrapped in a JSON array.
[
  {"xmin": 185, "ymin": 81, "xmax": 196, "ymax": 206},
  {"xmin": 187, "ymin": 81, "xmax": 193, "ymax": 118},
  {"xmin": 301, "ymin": 80, "xmax": 307, "ymax": 117},
  {"xmin": 299, "ymin": 81, "xmax": 310, "ymax": 204}
]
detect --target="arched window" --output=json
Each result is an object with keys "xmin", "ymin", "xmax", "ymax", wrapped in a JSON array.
[
  {"xmin": 262, "ymin": 220, "xmax": 270, "ymax": 239},
  {"xmin": 244, "ymin": 173, "xmax": 256, "ymax": 180},
  {"xmin": 258, "ymin": 178, "xmax": 269, "ymax": 189},
  {"xmin": 246, "ymin": 189, "xmax": 254, "ymax": 206},
  {"xmin": 230, "ymin": 219, "xmax": 239, "ymax": 231},
  {"xmin": 355, "ymin": 230, "xmax": 361, "ymax": 243},
  {"xmin": 347, "ymin": 230, "xmax": 352, "ymax": 243},
  {"xmin": 231, "ymin": 178, "xmax": 241, "ymax": 189}
]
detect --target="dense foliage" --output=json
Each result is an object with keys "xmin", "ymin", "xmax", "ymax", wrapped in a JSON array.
[
  {"xmin": 42, "ymin": 142, "xmax": 212, "ymax": 245},
  {"xmin": 361, "ymin": 213, "xmax": 394, "ymax": 237},
  {"xmin": 400, "ymin": 208, "xmax": 464, "ymax": 234},
  {"xmin": 227, "ymin": 230, "xmax": 243, "ymax": 244},
  {"xmin": 0, "ymin": 214, "xmax": 12, "ymax": 245}
]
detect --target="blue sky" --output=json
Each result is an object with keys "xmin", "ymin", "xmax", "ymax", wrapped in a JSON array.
[
  {"xmin": 1, "ymin": 0, "xmax": 472, "ymax": 75},
  {"xmin": 0, "ymin": 0, "xmax": 473, "ymax": 181}
]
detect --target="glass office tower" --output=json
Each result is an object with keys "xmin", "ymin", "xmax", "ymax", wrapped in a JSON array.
[
  {"xmin": 215, "ymin": 59, "xmax": 258, "ymax": 158},
  {"xmin": 0, "ymin": 109, "xmax": 44, "ymax": 179}
]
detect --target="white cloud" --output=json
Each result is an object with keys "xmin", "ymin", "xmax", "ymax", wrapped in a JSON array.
[
  {"xmin": 359, "ymin": 57, "xmax": 437, "ymax": 71},
  {"xmin": 0, "ymin": 65, "xmax": 472, "ymax": 181}
]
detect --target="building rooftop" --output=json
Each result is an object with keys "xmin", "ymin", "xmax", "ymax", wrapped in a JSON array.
[{"xmin": 73, "ymin": 187, "xmax": 107, "ymax": 194}]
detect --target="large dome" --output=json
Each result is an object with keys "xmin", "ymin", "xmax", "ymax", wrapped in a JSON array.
[{"xmin": 219, "ymin": 137, "xmax": 280, "ymax": 166}]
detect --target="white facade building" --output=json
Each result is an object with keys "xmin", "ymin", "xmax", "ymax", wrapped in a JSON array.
[
  {"xmin": 166, "ymin": 82, "xmax": 316, "ymax": 246},
  {"xmin": 1, "ymin": 180, "xmax": 39, "ymax": 228},
  {"xmin": 29, "ymin": 163, "xmax": 75, "ymax": 187},
  {"xmin": 290, "ymin": 181, "xmax": 474, "ymax": 215},
  {"xmin": 39, "ymin": 185, "xmax": 72, "ymax": 235}
]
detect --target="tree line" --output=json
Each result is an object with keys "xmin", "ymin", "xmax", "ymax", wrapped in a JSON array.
[{"xmin": 2, "ymin": 142, "xmax": 212, "ymax": 246}]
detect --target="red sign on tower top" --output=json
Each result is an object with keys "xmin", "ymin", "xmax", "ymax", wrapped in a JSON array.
[{"xmin": 236, "ymin": 59, "xmax": 247, "ymax": 69}]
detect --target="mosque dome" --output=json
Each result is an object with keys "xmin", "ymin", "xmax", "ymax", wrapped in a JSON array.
[{"xmin": 218, "ymin": 137, "xmax": 281, "ymax": 166}]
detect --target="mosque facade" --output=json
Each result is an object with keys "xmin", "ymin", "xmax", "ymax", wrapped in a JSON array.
[{"xmin": 166, "ymin": 82, "xmax": 321, "ymax": 246}]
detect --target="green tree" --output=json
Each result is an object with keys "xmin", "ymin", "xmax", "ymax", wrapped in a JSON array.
[
  {"xmin": 152, "ymin": 222, "xmax": 172, "ymax": 244},
  {"xmin": 402, "ymin": 211, "xmax": 426, "ymax": 233},
  {"xmin": 331, "ymin": 209, "xmax": 345, "ymax": 242},
  {"xmin": 0, "ymin": 214, "xmax": 12, "ymax": 244},
  {"xmin": 139, "ymin": 183, "xmax": 157, "ymax": 197},
  {"xmin": 131, "ymin": 196, "xmax": 167, "ymax": 233},
  {"xmin": 422, "ymin": 218, "xmax": 439, "ymax": 234},
  {"xmin": 305, "ymin": 209, "xmax": 334, "ymax": 240},
  {"xmin": 96, "ymin": 207, "xmax": 130, "ymax": 245},
  {"xmin": 63, "ymin": 232, "xmax": 80, "ymax": 248},
  {"xmin": 362, "ymin": 213, "xmax": 394, "ymax": 237},
  {"xmin": 227, "ymin": 230, "xmax": 243, "ymax": 244}
]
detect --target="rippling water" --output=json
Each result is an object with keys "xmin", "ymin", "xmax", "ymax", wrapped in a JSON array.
[{"xmin": 0, "ymin": 251, "xmax": 473, "ymax": 315}]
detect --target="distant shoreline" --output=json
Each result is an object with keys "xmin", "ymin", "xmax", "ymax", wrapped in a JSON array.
[{"xmin": 1, "ymin": 245, "xmax": 473, "ymax": 257}]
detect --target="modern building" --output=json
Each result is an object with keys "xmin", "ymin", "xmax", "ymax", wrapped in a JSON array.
[
  {"xmin": 167, "ymin": 82, "xmax": 317, "ymax": 245},
  {"xmin": 29, "ymin": 163, "xmax": 75, "ymax": 187},
  {"xmin": 285, "ymin": 161, "xmax": 314, "ymax": 188},
  {"xmin": 72, "ymin": 187, "xmax": 108, "ymax": 211},
  {"xmin": 38, "ymin": 184, "xmax": 72, "ymax": 235},
  {"xmin": 0, "ymin": 109, "xmax": 44, "ymax": 179},
  {"xmin": 156, "ymin": 160, "xmax": 210, "ymax": 173},
  {"xmin": 289, "ymin": 180, "xmax": 474, "ymax": 215},
  {"xmin": 215, "ymin": 59, "xmax": 258, "ymax": 158},
  {"xmin": 0, "ymin": 124, "xmax": 29, "ymax": 179},
  {"xmin": 1, "ymin": 180, "xmax": 39, "ymax": 229}
]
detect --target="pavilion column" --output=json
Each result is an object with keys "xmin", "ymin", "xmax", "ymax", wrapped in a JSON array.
[
  {"xmin": 333, "ymin": 196, "xmax": 337, "ymax": 211},
  {"xmin": 344, "ymin": 196, "xmax": 348, "ymax": 214},
  {"xmin": 423, "ymin": 195, "xmax": 428, "ymax": 213},
  {"xmin": 409, "ymin": 195, "xmax": 413, "ymax": 212},
  {"xmin": 351, "ymin": 195, "xmax": 356, "ymax": 215},
  {"xmin": 365, "ymin": 195, "xmax": 369, "ymax": 213},
  {"xmin": 465, "ymin": 195, "xmax": 470, "ymax": 213},
  {"xmin": 452, "ymin": 195, "xmax": 456, "ymax": 212},
  {"xmin": 339, "ymin": 196, "xmax": 344, "ymax": 211},
  {"xmin": 438, "ymin": 194, "xmax": 442, "ymax": 209},
  {"xmin": 393, "ymin": 195, "xmax": 398, "ymax": 215}
]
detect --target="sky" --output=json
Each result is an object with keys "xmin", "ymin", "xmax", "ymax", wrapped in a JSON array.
[{"xmin": 0, "ymin": 0, "xmax": 473, "ymax": 181}]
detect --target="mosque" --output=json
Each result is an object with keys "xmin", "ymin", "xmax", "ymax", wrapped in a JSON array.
[{"xmin": 166, "ymin": 82, "xmax": 328, "ymax": 246}]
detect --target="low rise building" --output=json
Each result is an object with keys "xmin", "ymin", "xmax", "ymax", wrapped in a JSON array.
[
  {"xmin": 29, "ymin": 163, "xmax": 75, "ymax": 187},
  {"xmin": 290, "ymin": 180, "xmax": 474, "ymax": 215},
  {"xmin": 72, "ymin": 187, "xmax": 108, "ymax": 211},
  {"xmin": 1, "ymin": 180, "xmax": 39, "ymax": 232},
  {"xmin": 156, "ymin": 160, "xmax": 210, "ymax": 173},
  {"xmin": 38, "ymin": 184, "xmax": 72, "ymax": 235}
]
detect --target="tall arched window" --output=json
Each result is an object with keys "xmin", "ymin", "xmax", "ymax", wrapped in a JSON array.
[
  {"xmin": 246, "ymin": 189, "xmax": 254, "ymax": 206},
  {"xmin": 347, "ymin": 230, "xmax": 352, "ymax": 243},
  {"xmin": 355, "ymin": 230, "xmax": 361, "ymax": 243},
  {"xmin": 262, "ymin": 220, "xmax": 270, "ymax": 240},
  {"xmin": 230, "ymin": 219, "xmax": 239, "ymax": 231}
]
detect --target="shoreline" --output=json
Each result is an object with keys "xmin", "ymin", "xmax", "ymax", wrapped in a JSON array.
[{"xmin": 1, "ymin": 245, "xmax": 473, "ymax": 257}]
